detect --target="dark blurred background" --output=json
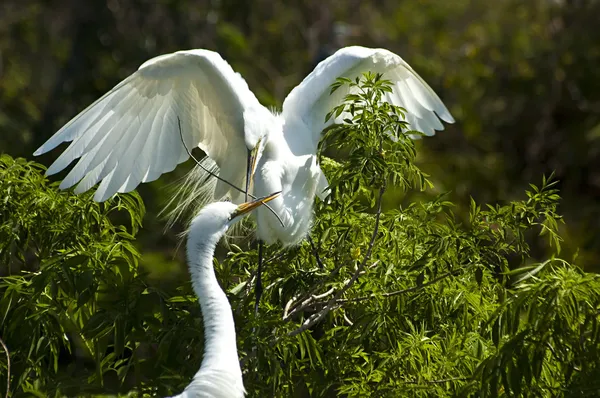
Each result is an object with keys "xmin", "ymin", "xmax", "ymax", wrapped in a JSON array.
[{"xmin": 1, "ymin": 0, "xmax": 599, "ymax": 272}]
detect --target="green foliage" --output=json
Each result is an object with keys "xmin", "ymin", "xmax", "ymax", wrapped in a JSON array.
[
  {"xmin": 323, "ymin": 73, "xmax": 430, "ymax": 195},
  {"xmin": 0, "ymin": 156, "xmax": 145, "ymax": 395},
  {"xmin": 2, "ymin": 75, "xmax": 600, "ymax": 397},
  {"xmin": 231, "ymin": 74, "xmax": 600, "ymax": 397}
]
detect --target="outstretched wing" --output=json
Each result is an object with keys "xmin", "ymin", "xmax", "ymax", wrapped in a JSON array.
[
  {"xmin": 282, "ymin": 46, "xmax": 454, "ymax": 154},
  {"xmin": 35, "ymin": 49, "xmax": 264, "ymax": 202}
]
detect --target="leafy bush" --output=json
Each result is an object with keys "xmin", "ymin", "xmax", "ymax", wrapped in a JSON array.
[{"xmin": 1, "ymin": 75, "xmax": 599, "ymax": 397}]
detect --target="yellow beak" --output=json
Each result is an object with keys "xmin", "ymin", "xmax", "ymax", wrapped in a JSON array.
[
  {"xmin": 245, "ymin": 137, "xmax": 263, "ymax": 201},
  {"xmin": 229, "ymin": 191, "xmax": 281, "ymax": 220}
]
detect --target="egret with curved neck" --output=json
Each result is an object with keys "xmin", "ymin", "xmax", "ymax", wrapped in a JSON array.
[{"xmin": 170, "ymin": 192, "xmax": 280, "ymax": 398}]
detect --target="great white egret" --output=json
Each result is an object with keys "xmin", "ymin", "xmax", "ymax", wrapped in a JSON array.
[
  {"xmin": 170, "ymin": 192, "xmax": 280, "ymax": 398},
  {"xmin": 33, "ymin": 46, "xmax": 454, "ymax": 306},
  {"xmin": 34, "ymin": 45, "xmax": 454, "ymax": 247}
]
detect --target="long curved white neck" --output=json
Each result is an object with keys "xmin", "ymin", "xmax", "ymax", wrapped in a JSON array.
[{"xmin": 187, "ymin": 230, "xmax": 240, "ymax": 374}]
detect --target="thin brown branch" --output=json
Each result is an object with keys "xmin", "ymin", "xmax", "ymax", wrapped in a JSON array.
[{"xmin": 335, "ymin": 269, "xmax": 461, "ymax": 305}]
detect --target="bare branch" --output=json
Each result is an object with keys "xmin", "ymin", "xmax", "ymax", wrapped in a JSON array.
[
  {"xmin": 283, "ymin": 287, "xmax": 333, "ymax": 321},
  {"xmin": 283, "ymin": 295, "xmax": 299, "ymax": 319},
  {"xmin": 282, "ymin": 254, "xmax": 346, "ymax": 318},
  {"xmin": 343, "ymin": 311, "xmax": 354, "ymax": 326},
  {"xmin": 312, "ymin": 287, "xmax": 336, "ymax": 300},
  {"xmin": 335, "ymin": 269, "xmax": 461, "ymax": 305},
  {"xmin": 297, "ymin": 256, "xmax": 343, "ymax": 298},
  {"xmin": 283, "ymin": 261, "xmax": 379, "ymax": 321},
  {"xmin": 288, "ymin": 185, "xmax": 386, "ymax": 337}
]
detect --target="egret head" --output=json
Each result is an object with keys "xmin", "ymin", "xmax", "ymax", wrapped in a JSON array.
[{"xmin": 189, "ymin": 192, "xmax": 281, "ymax": 244}]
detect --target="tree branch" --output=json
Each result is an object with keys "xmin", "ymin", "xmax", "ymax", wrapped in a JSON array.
[
  {"xmin": 335, "ymin": 269, "xmax": 461, "ymax": 305},
  {"xmin": 287, "ymin": 185, "xmax": 385, "ymax": 337},
  {"xmin": 283, "ymin": 261, "xmax": 379, "ymax": 321},
  {"xmin": 282, "ymin": 249, "xmax": 347, "ymax": 320}
]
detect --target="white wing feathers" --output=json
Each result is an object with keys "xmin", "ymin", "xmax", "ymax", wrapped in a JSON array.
[
  {"xmin": 34, "ymin": 50, "xmax": 262, "ymax": 202},
  {"xmin": 282, "ymin": 46, "xmax": 454, "ymax": 152}
]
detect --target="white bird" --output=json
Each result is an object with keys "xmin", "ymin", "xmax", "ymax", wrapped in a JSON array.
[
  {"xmin": 34, "ymin": 46, "xmax": 454, "ymax": 248},
  {"xmin": 170, "ymin": 192, "xmax": 280, "ymax": 398}
]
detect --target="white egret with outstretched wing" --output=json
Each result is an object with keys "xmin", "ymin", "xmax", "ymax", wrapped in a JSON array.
[{"xmin": 35, "ymin": 46, "xmax": 454, "ymax": 248}]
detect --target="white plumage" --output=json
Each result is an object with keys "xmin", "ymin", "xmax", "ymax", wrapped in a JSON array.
[
  {"xmin": 35, "ymin": 46, "xmax": 454, "ymax": 246},
  {"xmin": 170, "ymin": 194, "xmax": 279, "ymax": 398}
]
